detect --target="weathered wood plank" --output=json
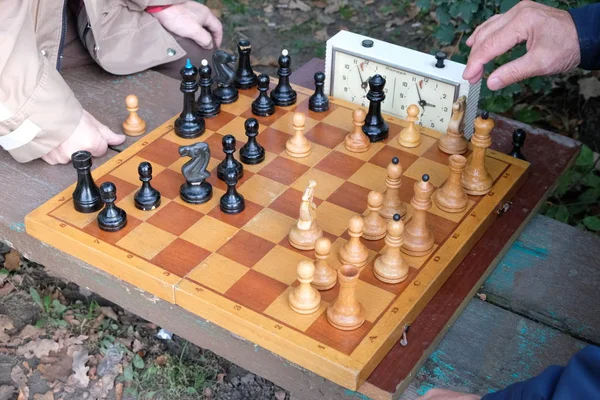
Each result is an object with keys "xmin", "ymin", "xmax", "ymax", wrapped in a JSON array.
[
  {"xmin": 401, "ymin": 300, "xmax": 588, "ymax": 399},
  {"xmin": 482, "ymin": 215, "xmax": 600, "ymax": 345}
]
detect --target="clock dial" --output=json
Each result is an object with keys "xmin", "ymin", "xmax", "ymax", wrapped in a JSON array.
[{"xmin": 332, "ymin": 50, "xmax": 458, "ymax": 133}]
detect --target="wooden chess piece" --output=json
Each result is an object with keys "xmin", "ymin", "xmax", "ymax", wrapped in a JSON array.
[
  {"xmin": 362, "ymin": 191, "xmax": 387, "ymax": 241},
  {"xmin": 344, "ymin": 109, "xmax": 371, "ymax": 153},
  {"xmin": 97, "ymin": 182, "xmax": 127, "ymax": 232},
  {"xmin": 288, "ymin": 260, "xmax": 321, "ymax": 314},
  {"xmin": 326, "ymin": 265, "xmax": 365, "ymax": 331},
  {"xmin": 462, "ymin": 112, "xmax": 494, "ymax": 196},
  {"xmin": 338, "ymin": 215, "xmax": 369, "ymax": 269},
  {"xmin": 122, "ymin": 94, "xmax": 146, "ymax": 136},
  {"xmin": 71, "ymin": 150, "xmax": 103, "ymax": 213},
  {"xmin": 402, "ymin": 174, "xmax": 435, "ymax": 257},
  {"xmin": 286, "ymin": 112, "xmax": 312, "ymax": 158},
  {"xmin": 289, "ymin": 180, "xmax": 323, "ymax": 250},
  {"xmin": 438, "ymin": 96, "xmax": 468, "ymax": 155},
  {"xmin": 398, "ymin": 104, "xmax": 420, "ymax": 148},
  {"xmin": 434, "ymin": 155, "xmax": 468, "ymax": 213},
  {"xmin": 374, "ymin": 214, "xmax": 409, "ymax": 284},
  {"xmin": 379, "ymin": 157, "xmax": 406, "ymax": 219},
  {"xmin": 312, "ymin": 237, "xmax": 336, "ymax": 291}
]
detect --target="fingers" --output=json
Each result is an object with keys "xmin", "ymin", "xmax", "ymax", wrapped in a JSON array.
[
  {"xmin": 486, "ymin": 53, "xmax": 537, "ymax": 90},
  {"xmin": 189, "ymin": 25, "xmax": 215, "ymax": 49},
  {"xmin": 98, "ymin": 125, "xmax": 126, "ymax": 146},
  {"xmin": 466, "ymin": 14, "xmax": 502, "ymax": 47},
  {"xmin": 203, "ymin": 11, "xmax": 223, "ymax": 48}
]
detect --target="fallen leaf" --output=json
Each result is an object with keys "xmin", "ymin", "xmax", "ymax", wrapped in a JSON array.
[
  {"xmin": 4, "ymin": 249, "xmax": 20, "ymax": 271},
  {"xmin": 12, "ymin": 275, "xmax": 23, "ymax": 287},
  {"xmin": 33, "ymin": 390, "xmax": 54, "ymax": 400},
  {"xmin": 314, "ymin": 28, "xmax": 329, "ymax": 42},
  {"xmin": 275, "ymin": 390, "xmax": 287, "ymax": 400},
  {"xmin": 264, "ymin": 4, "xmax": 274, "ymax": 12},
  {"xmin": 216, "ymin": 373, "xmax": 226, "ymax": 384},
  {"xmin": 0, "ymin": 386, "xmax": 15, "ymax": 400},
  {"xmin": 115, "ymin": 382, "xmax": 123, "ymax": 400},
  {"xmin": 17, "ymin": 339, "xmax": 60, "ymax": 359},
  {"xmin": 204, "ymin": 387, "xmax": 213, "ymax": 398},
  {"xmin": 132, "ymin": 339, "xmax": 143, "ymax": 353},
  {"xmin": 477, "ymin": 293, "xmax": 487, "ymax": 301},
  {"xmin": 0, "ymin": 283, "xmax": 15, "ymax": 298},
  {"xmin": 579, "ymin": 77, "xmax": 600, "ymax": 100},
  {"xmin": 11, "ymin": 366, "xmax": 27, "ymax": 388},
  {"xmin": 155, "ymin": 355, "xmax": 168, "ymax": 366},
  {"xmin": 100, "ymin": 307, "xmax": 119, "ymax": 322},
  {"xmin": 63, "ymin": 315, "xmax": 80, "ymax": 326},
  {"xmin": 324, "ymin": 0, "xmax": 343, "ymax": 14},
  {"xmin": 288, "ymin": 0, "xmax": 311, "ymax": 11},
  {"xmin": 71, "ymin": 347, "xmax": 90, "ymax": 388},
  {"xmin": 17, "ymin": 388, "xmax": 28, "ymax": 400},
  {"xmin": 313, "ymin": 0, "xmax": 326, "ymax": 8},
  {"xmin": 0, "ymin": 315, "xmax": 14, "ymax": 344},
  {"xmin": 38, "ymin": 348, "xmax": 72, "ymax": 383}
]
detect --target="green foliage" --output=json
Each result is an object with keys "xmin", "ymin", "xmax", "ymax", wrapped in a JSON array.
[{"xmin": 29, "ymin": 288, "xmax": 69, "ymax": 328}]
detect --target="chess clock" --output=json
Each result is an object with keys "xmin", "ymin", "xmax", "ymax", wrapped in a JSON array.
[{"xmin": 324, "ymin": 30, "xmax": 481, "ymax": 138}]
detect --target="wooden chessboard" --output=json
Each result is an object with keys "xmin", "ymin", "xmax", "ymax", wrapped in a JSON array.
[{"xmin": 25, "ymin": 80, "xmax": 529, "ymax": 391}]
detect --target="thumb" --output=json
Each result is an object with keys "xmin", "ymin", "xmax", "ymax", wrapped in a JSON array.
[{"xmin": 486, "ymin": 54, "xmax": 538, "ymax": 90}]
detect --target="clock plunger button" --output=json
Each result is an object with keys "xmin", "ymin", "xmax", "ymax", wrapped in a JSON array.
[
  {"xmin": 435, "ymin": 51, "xmax": 447, "ymax": 68},
  {"xmin": 362, "ymin": 39, "xmax": 374, "ymax": 48}
]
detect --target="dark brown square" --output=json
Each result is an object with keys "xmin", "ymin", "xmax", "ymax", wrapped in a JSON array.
[
  {"xmin": 241, "ymin": 106, "xmax": 289, "ymax": 128},
  {"xmin": 206, "ymin": 167, "xmax": 254, "ymax": 192},
  {"xmin": 151, "ymin": 168, "xmax": 185, "ymax": 200},
  {"xmin": 326, "ymin": 181, "xmax": 371, "ymax": 215},
  {"xmin": 82, "ymin": 215, "xmax": 143, "ymax": 245},
  {"xmin": 137, "ymin": 138, "xmax": 181, "ymax": 167},
  {"xmin": 204, "ymin": 133, "xmax": 226, "ymax": 160},
  {"xmin": 421, "ymin": 143, "xmax": 453, "ymax": 165},
  {"xmin": 269, "ymin": 188, "xmax": 324, "ymax": 219},
  {"xmin": 251, "ymin": 127, "xmax": 289, "ymax": 154},
  {"xmin": 258, "ymin": 156, "xmax": 310, "ymax": 185},
  {"xmin": 427, "ymin": 213, "xmax": 457, "ymax": 245},
  {"xmin": 217, "ymin": 230, "xmax": 276, "ymax": 268},
  {"xmin": 398, "ymin": 176, "xmax": 418, "ymax": 204},
  {"xmin": 381, "ymin": 122, "xmax": 404, "ymax": 145},
  {"xmin": 146, "ymin": 201, "xmax": 203, "ymax": 236},
  {"xmin": 304, "ymin": 314, "xmax": 373, "ymax": 355},
  {"xmin": 315, "ymin": 151, "xmax": 364, "ymax": 180},
  {"xmin": 370, "ymin": 145, "xmax": 419, "ymax": 173},
  {"xmin": 304, "ymin": 122, "xmax": 347, "ymax": 149},
  {"xmin": 359, "ymin": 261, "xmax": 420, "ymax": 296},
  {"xmin": 205, "ymin": 111, "xmax": 236, "ymax": 132},
  {"xmin": 294, "ymin": 98, "xmax": 338, "ymax": 121},
  {"xmin": 97, "ymin": 175, "xmax": 138, "ymax": 199},
  {"xmin": 151, "ymin": 238, "xmax": 210, "ymax": 277},
  {"xmin": 207, "ymin": 199, "xmax": 262, "ymax": 229},
  {"xmin": 225, "ymin": 269, "xmax": 288, "ymax": 313}
]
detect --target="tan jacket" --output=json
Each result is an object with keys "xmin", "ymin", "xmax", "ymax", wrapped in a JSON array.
[{"xmin": 0, "ymin": 0, "xmax": 186, "ymax": 163}]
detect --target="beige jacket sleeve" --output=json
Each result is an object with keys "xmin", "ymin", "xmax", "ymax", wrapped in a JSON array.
[{"xmin": 0, "ymin": 0, "xmax": 82, "ymax": 163}]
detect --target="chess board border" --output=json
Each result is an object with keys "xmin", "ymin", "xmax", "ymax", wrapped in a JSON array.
[{"xmin": 25, "ymin": 82, "xmax": 530, "ymax": 391}]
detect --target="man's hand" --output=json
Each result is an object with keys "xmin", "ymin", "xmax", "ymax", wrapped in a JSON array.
[
  {"xmin": 463, "ymin": 0, "xmax": 580, "ymax": 91},
  {"xmin": 152, "ymin": 2, "xmax": 223, "ymax": 50},
  {"xmin": 416, "ymin": 388, "xmax": 481, "ymax": 400},
  {"xmin": 42, "ymin": 110, "xmax": 126, "ymax": 165}
]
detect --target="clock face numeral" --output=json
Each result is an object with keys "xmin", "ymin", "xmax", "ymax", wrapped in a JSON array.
[{"xmin": 332, "ymin": 51, "xmax": 457, "ymax": 133}]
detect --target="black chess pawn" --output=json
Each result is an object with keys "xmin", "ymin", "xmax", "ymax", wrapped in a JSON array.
[
  {"xmin": 309, "ymin": 71, "xmax": 329, "ymax": 112},
  {"xmin": 217, "ymin": 134, "xmax": 244, "ymax": 181},
  {"xmin": 213, "ymin": 50, "xmax": 239, "ymax": 104},
  {"xmin": 97, "ymin": 182, "xmax": 127, "ymax": 232},
  {"xmin": 362, "ymin": 74, "xmax": 389, "ymax": 142},
  {"xmin": 71, "ymin": 150, "xmax": 103, "ymax": 213},
  {"xmin": 270, "ymin": 49, "xmax": 297, "ymax": 107},
  {"xmin": 234, "ymin": 39, "xmax": 258, "ymax": 89},
  {"xmin": 179, "ymin": 142, "xmax": 213, "ymax": 204},
  {"xmin": 134, "ymin": 162, "xmax": 161, "ymax": 210},
  {"xmin": 220, "ymin": 169, "xmax": 245, "ymax": 214},
  {"xmin": 240, "ymin": 118, "xmax": 265, "ymax": 165},
  {"xmin": 509, "ymin": 128, "xmax": 527, "ymax": 161},
  {"xmin": 175, "ymin": 58, "xmax": 205, "ymax": 139},
  {"xmin": 197, "ymin": 59, "xmax": 220, "ymax": 118},
  {"xmin": 252, "ymin": 73, "xmax": 275, "ymax": 116}
]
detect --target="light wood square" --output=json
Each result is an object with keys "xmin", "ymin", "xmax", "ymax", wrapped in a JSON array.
[
  {"xmin": 253, "ymin": 245, "xmax": 310, "ymax": 285},
  {"xmin": 356, "ymin": 280, "xmax": 395, "ymax": 322},
  {"xmin": 280, "ymin": 142, "xmax": 330, "ymax": 168},
  {"xmin": 291, "ymin": 169, "xmax": 345, "ymax": 200},
  {"xmin": 327, "ymin": 237, "xmax": 347, "ymax": 271},
  {"xmin": 163, "ymin": 129, "xmax": 215, "ymax": 146},
  {"xmin": 168, "ymin": 156, "xmax": 220, "ymax": 174},
  {"xmin": 220, "ymin": 94, "xmax": 254, "ymax": 115},
  {"xmin": 117, "ymin": 192, "xmax": 171, "ymax": 221},
  {"xmin": 180, "ymin": 215, "xmax": 239, "ymax": 252},
  {"xmin": 430, "ymin": 193, "xmax": 476, "ymax": 223},
  {"xmin": 347, "ymin": 163, "xmax": 387, "ymax": 193},
  {"xmin": 484, "ymin": 155, "xmax": 508, "ymax": 181},
  {"xmin": 269, "ymin": 112, "xmax": 319, "ymax": 135},
  {"xmin": 264, "ymin": 287, "xmax": 327, "ymax": 331},
  {"xmin": 173, "ymin": 187, "xmax": 225, "ymax": 214},
  {"xmin": 50, "ymin": 200, "xmax": 98, "ymax": 229},
  {"xmin": 315, "ymin": 201, "xmax": 358, "ymax": 236},
  {"xmin": 280, "ymin": 93, "xmax": 309, "ymax": 111},
  {"xmin": 116, "ymin": 222, "xmax": 177, "ymax": 260},
  {"xmin": 111, "ymin": 156, "xmax": 166, "ymax": 187},
  {"xmin": 334, "ymin": 140, "xmax": 386, "ymax": 162},
  {"xmin": 239, "ymin": 175, "xmax": 287, "ymax": 207},
  {"xmin": 243, "ymin": 208, "xmax": 295, "ymax": 244},
  {"xmin": 403, "ymin": 157, "xmax": 449, "ymax": 188},
  {"xmin": 218, "ymin": 116, "xmax": 267, "ymax": 144},
  {"xmin": 321, "ymin": 107, "xmax": 354, "ymax": 132},
  {"xmin": 243, "ymin": 151, "xmax": 277, "ymax": 174},
  {"xmin": 387, "ymin": 242, "xmax": 439, "ymax": 269},
  {"xmin": 186, "ymin": 253, "xmax": 249, "ymax": 293},
  {"xmin": 388, "ymin": 132, "xmax": 438, "ymax": 156}
]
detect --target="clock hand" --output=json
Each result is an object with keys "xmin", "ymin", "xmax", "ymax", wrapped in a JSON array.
[
  {"xmin": 424, "ymin": 102, "xmax": 436, "ymax": 108},
  {"xmin": 415, "ymin": 83, "xmax": 430, "ymax": 108},
  {"xmin": 356, "ymin": 66, "xmax": 367, "ymax": 92}
]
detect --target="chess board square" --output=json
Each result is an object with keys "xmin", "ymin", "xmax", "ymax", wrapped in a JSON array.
[
  {"xmin": 421, "ymin": 142, "xmax": 457, "ymax": 165},
  {"xmin": 258, "ymin": 156, "xmax": 310, "ymax": 185},
  {"xmin": 355, "ymin": 279, "xmax": 396, "ymax": 322},
  {"xmin": 110, "ymin": 156, "xmax": 166, "ymax": 187},
  {"xmin": 359, "ymin": 261, "xmax": 420, "ymax": 296},
  {"xmin": 291, "ymin": 169, "xmax": 345, "ymax": 201},
  {"xmin": 279, "ymin": 93, "xmax": 309, "ymax": 111},
  {"xmin": 168, "ymin": 154, "xmax": 220, "ymax": 174},
  {"xmin": 96, "ymin": 175, "xmax": 138, "ymax": 200},
  {"xmin": 221, "ymin": 93, "xmax": 255, "ymax": 115},
  {"xmin": 370, "ymin": 145, "xmax": 419, "ymax": 172},
  {"xmin": 315, "ymin": 151, "xmax": 364, "ymax": 180},
  {"xmin": 398, "ymin": 176, "xmax": 418, "ymax": 204},
  {"xmin": 218, "ymin": 116, "xmax": 267, "ymax": 144},
  {"xmin": 264, "ymin": 287, "xmax": 328, "ymax": 332},
  {"xmin": 203, "ymin": 133, "xmax": 226, "ymax": 161},
  {"xmin": 305, "ymin": 314, "xmax": 372, "ymax": 355},
  {"xmin": 426, "ymin": 212, "xmax": 456, "ymax": 245},
  {"xmin": 185, "ymin": 253, "xmax": 249, "ymax": 294},
  {"xmin": 82, "ymin": 214, "xmax": 143, "ymax": 245},
  {"xmin": 204, "ymin": 111, "xmax": 237, "ymax": 132},
  {"xmin": 117, "ymin": 192, "xmax": 171, "ymax": 221},
  {"xmin": 321, "ymin": 106, "xmax": 354, "ymax": 132},
  {"xmin": 316, "ymin": 201, "xmax": 358, "ymax": 236},
  {"xmin": 173, "ymin": 187, "xmax": 225, "ymax": 214},
  {"xmin": 253, "ymin": 245, "xmax": 310, "ymax": 285},
  {"xmin": 137, "ymin": 138, "xmax": 181, "ymax": 167},
  {"xmin": 268, "ymin": 187, "xmax": 323, "ymax": 219},
  {"xmin": 382, "ymin": 121, "xmax": 405, "ymax": 144},
  {"xmin": 207, "ymin": 167, "xmax": 254, "ymax": 192},
  {"xmin": 327, "ymin": 181, "xmax": 371, "ymax": 215},
  {"xmin": 217, "ymin": 230, "xmax": 276, "ymax": 268},
  {"xmin": 238, "ymin": 175, "xmax": 287, "ymax": 207},
  {"xmin": 50, "ymin": 200, "xmax": 99, "ymax": 229},
  {"xmin": 484, "ymin": 154, "xmax": 509, "ymax": 181},
  {"xmin": 388, "ymin": 132, "xmax": 438, "ymax": 156},
  {"xmin": 241, "ymin": 106, "xmax": 288, "ymax": 128},
  {"xmin": 242, "ymin": 151, "xmax": 277, "ymax": 174},
  {"xmin": 293, "ymin": 98, "xmax": 338, "ymax": 121},
  {"xmin": 403, "ymin": 157, "xmax": 449, "ymax": 188},
  {"xmin": 304, "ymin": 122, "xmax": 347, "ymax": 149},
  {"xmin": 347, "ymin": 163, "xmax": 388, "ymax": 192},
  {"xmin": 225, "ymin": 269, "xmax": 288, "ymax": 313},
  {"xmin": 280, "ymin": 142, "xmax": 330, "ymax": 168},
  {"xmin": 116, "ymin": 222, "xmax": 177, "ymax": 260},
  {"xmin": 429, "ymin": 191, "xmax": 476, "ymax": 223},
  {"xmin": 163, "ymin": 127, "xmax": 215, "ymax": 146},
  {"xmin": 257, "ymin": 127, "xmax": 291, "ymax": 154},
  {"xmin": 269, "ymin": 111, "xmax": 319, "ymax": 135},
  {"xmin": 333, "ymin": 140, "xmax": 385, "ymax": 162},
  {"xmin": 277, "ymin": 230, "xmax": 338, "ymax": 257},
  {"xmin": 207, "ymin": 199, "xmax": 262, "ymax": 229},
  {"xmin": 151, "ymin": 238, "xmax": 210, "ymax": 277},
  {"xmin": 146, "ymin": 201, "xmax": 203, "ymax": 236},
  {"xmin": 243, "ymin": 208, "xmax": 295, "ymax": 244},
  {"xmin": 180, "ymin": 215, "xmax": 239, "ymax": 252},
  {"xmin": 151, "ymin": 168, "xmax": 186, "ymax": 199},
  {"xmin": 397, "ymin": 243, "xmax": 439, "ymax": 269}
]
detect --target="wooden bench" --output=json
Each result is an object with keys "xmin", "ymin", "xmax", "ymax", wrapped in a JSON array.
[{"xmin": 1, "ymin": 59, "xmax": 594, "ymax": 400}]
